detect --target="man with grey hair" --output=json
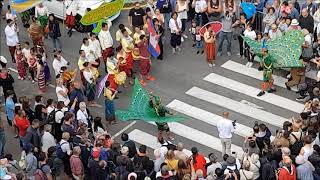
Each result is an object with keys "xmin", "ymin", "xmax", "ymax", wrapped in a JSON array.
[
  {"xmin": 41, "ymin": 124, "xmax": 55, "ymax": 153},
  {"xmin": 174, "ymin": 142, "xmax": 188, "ymax": 162},
  {"xmin": 154, "ymin": 149, "xmax": 164, "ymax": 172}
]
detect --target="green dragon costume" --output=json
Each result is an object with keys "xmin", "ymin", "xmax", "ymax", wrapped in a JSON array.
[
  {"xmin": 242, "ymin": 30, "xmax": 305, "ymax": 96},
  {"xmin": 115, "ymin": 78, "xmax": 184, "ymax": 123}
]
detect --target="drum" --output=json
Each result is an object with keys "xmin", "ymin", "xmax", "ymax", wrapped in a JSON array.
[
  {"xmin": 114, "ymin": 71, "xmax": 127, "ymax": 85},
  {"xmin": 132, "ymin": 48, "xmax": 140, "ymax": 60}
]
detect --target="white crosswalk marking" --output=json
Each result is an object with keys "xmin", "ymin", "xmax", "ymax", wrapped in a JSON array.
[
  {"xmin": 186, "ymin": 86, "xmax": 289, "ymax": 128},
  {"xmin": 204, "ymin": 73, "xmax": 304, "ymax": 113},
  {"xmin": 147, "ymin": 122, "xmax": 244, "ymax": 157},
  {"xmin": 221, "ymin": 60, "xmax": 298, "ymax": 91},
  {"xmin": 123, "ymin": 60, "xmax": 301, "ymax": 158},
  {"xmin": 167, "ymin": 99, "xmax": 275, "ymax": 141}
]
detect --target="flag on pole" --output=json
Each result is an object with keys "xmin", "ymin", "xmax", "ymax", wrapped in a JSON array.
[
  {"xmin": 97, "ymin": 74, "xmax": 109, "ymax": 98},
  {"xmin": 147, "ymin": 19, "xmax": 161, "ymax": 58}
]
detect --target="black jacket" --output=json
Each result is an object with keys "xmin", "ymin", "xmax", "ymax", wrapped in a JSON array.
[
  {"xmin": 49, "ymin": 20, "xmax": 61, "ymax": 39},
  {"xmin": 25, "ymin": 126, "xmax": 41, "ymax": 149},
  {"xmin": 123, "ymin": 140, "xmax": 137, "ymax": 158},
  {"xmin": 0, "ymin": 74, "xmax": 14, "ymax": 96},
  {"xmin": 299, "ymin": 15, "xmax": 314, "ymax": 34}
]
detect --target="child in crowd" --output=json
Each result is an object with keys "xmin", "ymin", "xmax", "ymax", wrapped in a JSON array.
[
  {"xmin": 189, "ymin": 20, "xmax": 197, "ymax": 47},
  {"xmin": 195, "ymin": 26, "xmax": 204, "ymax": 54}
]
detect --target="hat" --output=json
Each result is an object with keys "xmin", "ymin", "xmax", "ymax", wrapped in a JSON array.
[
  {"xmin": 302, "ymin": 29, "xmax": 309, "ymax": 36},
  {"xmin": 295, "ymin": 155, "xmax": 306, "ymax": 165},
  {"xmin": 191, "ymin": 147, "xmax": 198, "ymax": 154},
  {"xmin": 0, "ymin": 56, "xmax": 7, "ymax": 64},
  {"xmin": 291, "ymin": 19, "xmax": 299, "ymax": 26},
  {"xmin": 226, "ymin": 156, "xmax": 236, "ymax": 166},
  {"xmin": 92, "ymin": 150, "xmax": 100, "ymax": 158},
  {"xmin": 128, "ymin": 172, "xmax": 137, "ymax": 180}
]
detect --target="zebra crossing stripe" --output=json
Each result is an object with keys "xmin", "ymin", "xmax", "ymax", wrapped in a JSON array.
[
  {"xmin": 204, "ymin": 73, "xmax": 304, "ymax": 113},
  {"xmin": 147, "ymin": 122, "xmax": 244, "ymax": 157},
  {"xmin": 167, "ymin": 99, "xmax": 275, "ymax": 141},
  {"xmin": 221, "ymin": 60, "xmax": 298, "ymax": 91},
  {"xmin": 186, "ymin": 86, "xmax": 288, "ymax": 128}
]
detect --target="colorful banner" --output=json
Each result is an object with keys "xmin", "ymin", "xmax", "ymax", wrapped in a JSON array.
[
  {"xmin": 10, "ymin": 0, "xmax": 44, "ymax": 13},
  {"xmin": 80, "ymin": 0, "xmax": 125, "ymax": 25}
]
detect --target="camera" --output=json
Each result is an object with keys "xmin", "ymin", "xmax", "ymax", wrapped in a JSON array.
[{"xmin": 232, "ymin": 120, "xmax": 236, "ymax": 127}]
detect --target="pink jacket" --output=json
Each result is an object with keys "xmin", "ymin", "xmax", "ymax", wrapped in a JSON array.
[{"xmin": 70, "ymin": 155, "xmax": 84, "ymax": 176}]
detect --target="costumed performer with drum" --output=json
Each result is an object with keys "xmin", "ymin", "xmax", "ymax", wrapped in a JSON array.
[{"xmin": 120, "ymin": 29, "xmax": 135, "ymax": 85}]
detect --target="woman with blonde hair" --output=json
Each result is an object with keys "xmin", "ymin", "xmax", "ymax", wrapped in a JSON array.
[
  {"xmin": 165, "ymin": 150, "xmax": 179, "ymax": 171},
  {"xmin": 239, "ymin": 160, "xmax": 254, "ymax": 180}
]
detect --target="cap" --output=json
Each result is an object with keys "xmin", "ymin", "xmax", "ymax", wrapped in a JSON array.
[
  {"xmin": 92, "ymin": 150, "xmax": 100, "ymax": 158},
  {"xmin": 0, "ymin": 56, "xmax": 7, "ymax": 64}
]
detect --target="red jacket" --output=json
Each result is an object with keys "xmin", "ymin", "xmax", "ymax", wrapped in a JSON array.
[
  {"xmin": 15, "ymin": 116, "xmax": 30, "ymax": 137},
  {"xmin": 278, "ymin": 165, "xmax": 297, "ymax": 180},
  {"xmin": 192, "ymin": 154, "xmax": 207, "ymax": 177}
]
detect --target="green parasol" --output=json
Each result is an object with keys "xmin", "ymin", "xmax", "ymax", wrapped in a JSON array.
[{"xmin": 115, "ymin": 78, "xmax": 185, "ymax": 123}]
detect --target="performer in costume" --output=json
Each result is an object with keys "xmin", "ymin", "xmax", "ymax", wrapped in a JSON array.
[
  {"xmin": 35, "ymin": 3, "xmax": 48, "ymax": 36},
  {"xmin": 64, "ymin": 0, "xmax": 79, "ymax": 37},
  {"xmin": 106, "ymin": 56, "xmax": 119, "ymax": 91},
  {"xmin": 104, "ymin": 81, "xmax": 118, "ymax": 124},
  {"xmin": 137, "ymin": 35, "xmax": 155, "ymax": 86},
  {"xmin": 120, "ymin": 29, "xmax": 134, "ymax": 84},
  {"xmin": 149, "ymin": 94, "xmax": 175, "ymax": 140},
  {"xmin": 257, "ymin": 48, "xmax": 275, "ymax": 96}
]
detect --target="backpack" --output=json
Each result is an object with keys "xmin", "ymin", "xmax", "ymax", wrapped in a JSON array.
[
  {"xmin": 56, "ymin": 142, "xmax": 68, "ymax": 159},
  {"xmin": 35, "ymin": 164, "xmax": 48, "ymax": 180},
  {"xmin": 115, "ymin": 165, "xmax": 129, "ymax": 180},
  {"xmin": 290, "ymin": 132, "xmax": 304, "ymax": 156},
  {"xmin": 46, "ymin": 109, "xmax": 60, "ymax": 125},
  {"xmin": 263, "ymin": 161, "xmax": 277, "ymax": 180},
  {"xmin": 18, "ymin": 150, "xmax": 27, "ymax": 170}
]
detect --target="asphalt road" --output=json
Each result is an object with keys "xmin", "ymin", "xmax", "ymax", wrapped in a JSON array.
[{"xmin": 0, "ymin": 8, "xmax": 307, "ymax": 159}]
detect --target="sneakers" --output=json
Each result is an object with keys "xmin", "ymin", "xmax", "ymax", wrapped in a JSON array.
[
  {"xmin": 183, "ymin": 34, "xmax": 188, "ymax": 38},
  {"xmin": 257, "ymin": 91, "xmax": 265, "ymax": 96},
  {"xmin": 217, "ymin": 52, "xmax": 222, "ymax": 56},
  {"xmin": 227, "ymin": 52, "xmax": 231, "ymax": 57},
  {"xmin": 245, "ymin": 62, "xmax": 250, "ymax": 67},
  {"xmin": 267, "ymin": 88, "xmax": 276, "ymax": 93},
  {"xmin": 197, "ymin": 51, "xmax": 200, "ymax": 54},
  {"xmin": 176, "ymin": 46, "xmax": 181, "ymax": 52},
  {"xmin": 208, "ymin": 63, "xmax": 213, "ymax": 68},
  {"xmin": 296, "ymin": 96, "xmax": 306, "ymax": 101},
  {"xmin": 181, "ymin": 37, "xmax": 184, "ymax": 42},
  {"xmin": 248, "ymin": 62, "xmax": 253, "ymax": 67},
  {"xmin": 172, "ymin": 48, "xmax": 176, "ymax": 54},
  {"xmin": 201, "ymin": 50, "xmax": 204, "ymax": 54}
]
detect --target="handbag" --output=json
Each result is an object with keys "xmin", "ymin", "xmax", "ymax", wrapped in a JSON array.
[{"xmin": 44, "ymin": 25, "xmax": 49, "ymax": 34}]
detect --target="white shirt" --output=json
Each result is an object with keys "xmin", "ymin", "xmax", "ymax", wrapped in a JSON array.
[
  {"xmin": 56, "ymin": 86, "xmax": 70, "ymax": 106},
  {"xmin": 217, "ymin": 118, "xmax": 234, "ymax": 139},
  {"xmin": 177, "ymin": 1, "xmax": 188, "ymax": 20},
  {"xmin": 22, "ymin": 48, "xmax": 31, "ymax": 60},
  {"xmin": 244, "ymin": 30, "xmax": 257, "ymax": 40},
  {"xmin": 55, "ymin": 110, "xmax": 64, "ymax": 124},
  {"xmin": 207, "ymin": 162, "xmax": 222, "ymax": 176},
  {"xmin": 64, "ymin": 0, "xmax": 79, "ymax": 16},
  {"xmin": 83, "ymin": 70, "xmax": 94, "ymax": 84},
  {"xmin": 268, "ymin": 29, "xmax": 282, "ymax": 40},
  {"xmin": 77, "ymin": 109, "xmax": 89, "ymax": 126},
  {"xmin": 35, "ymin": 6, "xmax": 48, "ymax": 17},
  {"xmin": 89, "ymin": 39, "xmax": 102, "ymax": 58},
  {"xmin": 41, "ymin": 132, "xmax": 56, "ymax": 153},
  {"xmin": 53, "ymin": 56, "xmax": 68, "ymax": 75},
  {"xmin": 195, "ymin": 0, "xmax": 207, "ymax": 13},
  {"xmin": 5, "ymin": 25, "xmax": 19, "ymax": 47},
  {"xmin": 60, "ymin": 139, "xmax": 72, "ymax": 155},
  {"xmin": 99, "ymin": 28, "xmax": 114, "ymax": 50},
  {"xmin": 305, "ymin": 34, "xmax": 312, "ymax": 46},
  {"xmin": 81, "ymin": 44, "xmax": 97, "ymax": 62},
  {"xmin": 47, "ymin": 106, "xmax": 55, "ymax": 114},
  {"xmin": 169, "ymin": 18, "xmax": 182, "ymax": 33}
]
